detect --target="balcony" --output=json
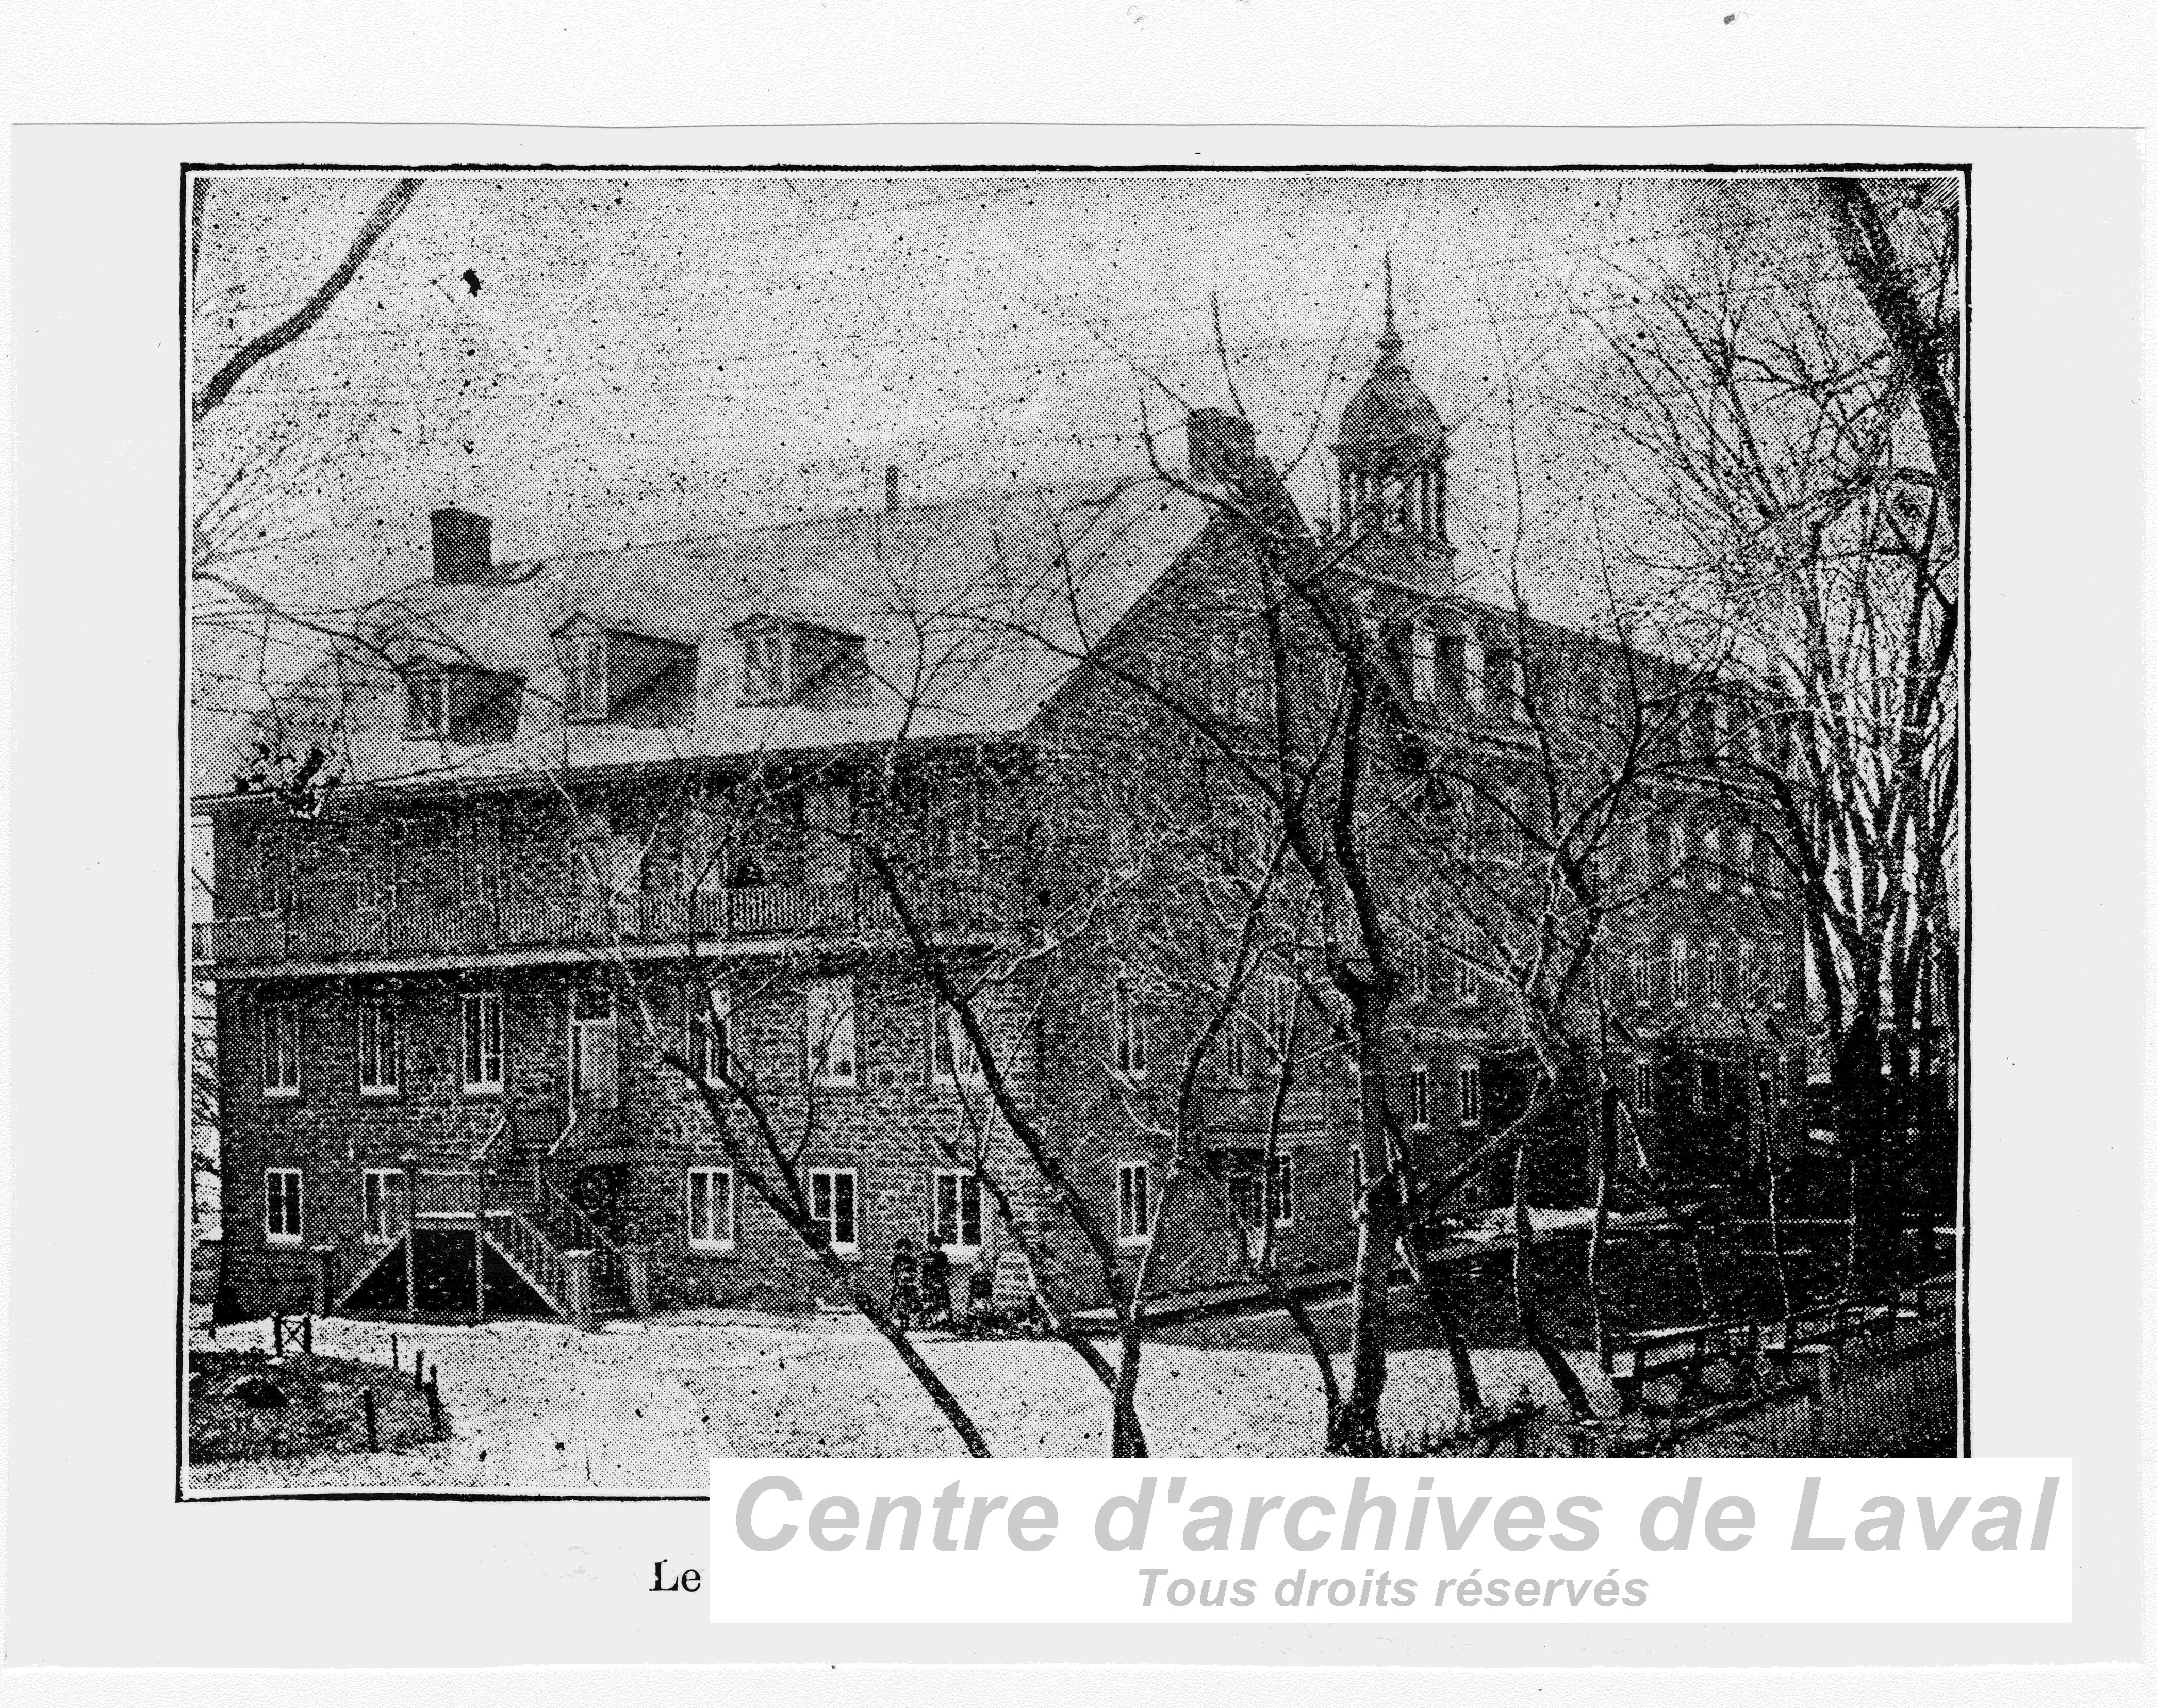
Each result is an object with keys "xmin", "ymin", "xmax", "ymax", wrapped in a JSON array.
[{"xmin": 191, "ymin": 880, "xmax": 1010, "ymax": 970}]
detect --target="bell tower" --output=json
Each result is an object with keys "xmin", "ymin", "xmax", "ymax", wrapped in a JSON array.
[{"xmin": 1332, "ymin": 255, "xmax": 1452, "ymax": 584}]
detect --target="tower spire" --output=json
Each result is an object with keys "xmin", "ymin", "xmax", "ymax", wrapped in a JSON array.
[{"xmin": 1378, "ymin": 251, "xmax": 1403, "ymax": 358}]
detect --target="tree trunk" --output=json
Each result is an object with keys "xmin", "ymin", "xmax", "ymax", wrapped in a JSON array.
[
  {"xmin": 1836, "ymin": 1016, "xmax": 1900, "ymax": 1299},
  {"xmin": 1510, "ymin": 1140, "xmax": 1594, "ymax": 1422},
  {"xmin": 1587, "ymin": 1081, "xmax": 1616, "ymax": 1373},
  {"xmin": 851, "ymin": 1280, "xmax": 993, "ymax": 1457},
  {"xmin": 1331, "ymin": 1013, "xmax": 1397, "ymax": 1454},
  {"xmin": 1110, "ymin": 1313, "xmax": 1150, "ymax": 1457},
  {"xmin": 1402, "ymin": 1232, "xmax": 1483, "ymax": 1423}
]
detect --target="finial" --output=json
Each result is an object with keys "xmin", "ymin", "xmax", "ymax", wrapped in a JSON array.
[{"xmin": 1378, "ymin": 252, "xmax": 1403, "ymax": 357}]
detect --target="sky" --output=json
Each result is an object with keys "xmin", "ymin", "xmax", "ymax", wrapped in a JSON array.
[{"xmin": 187, "ymin": 169, "xmax": 1882, "ymax": 715}]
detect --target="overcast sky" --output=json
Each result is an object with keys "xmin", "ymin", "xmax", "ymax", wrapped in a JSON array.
[{"xmin": 191, "ymin": 172, "xmax": 1775, "ymax": 607}]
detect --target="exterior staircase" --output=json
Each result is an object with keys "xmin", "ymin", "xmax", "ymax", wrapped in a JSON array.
[{"xmin": 331, "ymin": 1130, "xmax": 631, "ymax": 1323}]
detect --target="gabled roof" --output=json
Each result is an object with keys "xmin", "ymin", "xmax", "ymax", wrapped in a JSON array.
[{"xmin": 193, "ymin": 476, "xmax": 1213, "ymax": 801}]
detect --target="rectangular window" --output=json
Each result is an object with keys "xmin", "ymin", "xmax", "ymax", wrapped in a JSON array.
[
  {"xmin": 1629, "ymin": 946, "xmax": 1654, "ymax": 1006},
  {"xmin": 1734, "ymin": 825, "xmax": 1756, "ymax": 892},
  {"xmin": 805, "ymin": 976, "xmax": 859, "ymax": 1088},
  {"xmin": 570, "ymin": 987, "xmax": 618, "ymax": 1108},
  {"xmin": 1267, "ymin": 1153, "xmax": 1296, "ymax": 1227},
  {"xmin": 1669, "ymin": 938, "xmax": 1692, "ymax": 1005},
  {"xmin": 1111, "ymin": 978, "xmax": 1148, "ymax": 1079},
  {"xmin": 1702, "ymin": 939, "xmax": 1724, "ymax": 1004},
  {"xmin": 931, "ymin": 996, "xmax": 986, "ymax": 1086},
  {"xmin": 1458, "ymin": 1062, "xmax": 1484, "ymax": 1127},
  {"xmin": 932, "ymin": 1169, "xmax": 984, "ymax": 1251},
  {"xmin": 460, "ymin": 991, "xmax": 504, "ymax": 1094},
  {"xmin": 1700, "ymin": 824, "xmax": 1723, "ymax": 891},
  {"xmin": 1668, "ymin": 817, "xmax": 1690, "ymax": 887},
  {"xmin": 1266, "ymin": 974, "xmax": 1298, "ymax": 1059},
  {"xmin": 1461, "ymin": 634, "xmax": 1486, "ymax": 713},
  {"xmin": 357, "ymin": 997, "xmax": 399, "ymax": 1096},
  {"xmin": 1216, "ymin": 982, "xmax": 1252, "ymax": 1080},
  {"xmin": 1116, "ymin": 1160, "xmax": 1152, "ymax": 1244},
  {"xmin": 1452, "ymin": 931, "xmax": 1480, "ymax": 1000},
  {"xmin": 260, "ymin": 1001, "xmax": 300, "ymax": 1098},
  {"xmin": 264, "ymin": 1168, "xmax": 303, "ymax": 1244},
  {"xmin": 1409, "ymin": 1065, "xmax": 1431, "ymax": 1131},
  {"xmin": 1633, "ymin": 1058, "xmax": 1656, "ymax": 1119},
  {"xmin": 566, "ymin": 632, "xmax": 611, "ymax": 721},
  {"xmin": 687, "ymin": 1166, "xmax": 735, "ymax": 1251},
  {"xmin": 686, "ymin": 982, "xmax": 729, "ymax": 1082},
  {"xmin": 1737, "ymin": 939, "xmax": 1760, "ymax": 1006},
  {"xmin": 361, "ymin": 1168, "xmax": 403, "ymax": 1244},
  {"xmin": 808, "ymin": 1167, "xmax": 858, "ymax": 1251},
  {"xmin": 1410, "ymin": 623, "xmax": 1438, "ymax": 703}
]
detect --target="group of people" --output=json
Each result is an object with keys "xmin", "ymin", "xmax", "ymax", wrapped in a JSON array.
[{"xmin": 887, "ymin": 1238, "xmax": 1004, "ymax": 1335}]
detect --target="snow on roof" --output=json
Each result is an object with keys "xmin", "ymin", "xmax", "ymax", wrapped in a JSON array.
[{"xmin": 193, "ymin": 475, "xmax": 1213, "ymax": 801}]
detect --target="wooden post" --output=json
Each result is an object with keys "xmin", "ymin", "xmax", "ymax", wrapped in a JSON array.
[
  {"xmin": 401, "ymin": 1150, "xmax": 421, "ymax": 1320},
  {"xmin": 301, "ymin": 1315, "xmax": 314, "ymax": 1355},
  {"xmin": 622, "ymin": 1245, "xmax": 652, "ymax": 1318},
  {"xmin": 271, "ymin": 1315, "xmax": 283, "ymax": 1357},
  {"xmin": 361, "ymin": 1384, "xmax": 378, "ymax": 1451},
  {"xmin": 390, "ymin": 1331, "xmax": 399, "ymax": 1372},
  {"xmin": 425, "ymin": 1373, "xmax": 444, "ymax": 1440},
  {"xmin": 414, "ymin": 1346, "xmax": 426, "ymax": 1389}
]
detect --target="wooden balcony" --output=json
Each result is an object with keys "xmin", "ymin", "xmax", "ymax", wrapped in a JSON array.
[{"xmin": 192, "ymin": 880, "xmax": 1009, "ymax": 970}]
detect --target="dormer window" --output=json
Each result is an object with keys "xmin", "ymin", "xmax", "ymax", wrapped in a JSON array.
[
  {"xmin": 741, "ymin": 625, "xmax": 794, "ymax": 705},
  {"xmin": 405, "ymin": 663, "xmax": 523, "ymax": 744},
  {"xmin": 555, "ymin": 621, "xmax": 699, "ymax": 727},
  {"xmin": 734, "ymin": 616, "xmax": 868, "ymax": 709}
]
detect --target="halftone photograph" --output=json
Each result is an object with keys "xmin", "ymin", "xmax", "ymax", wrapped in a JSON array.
[{"xmin": 183, "ymin": 168, "xmax": 1965, "ymax": 1490}]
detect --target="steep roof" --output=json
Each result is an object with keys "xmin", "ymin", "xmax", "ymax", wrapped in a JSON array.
[{"xmin": 193, "ymin": 476, "xmax": 1213, "ymax": 801}]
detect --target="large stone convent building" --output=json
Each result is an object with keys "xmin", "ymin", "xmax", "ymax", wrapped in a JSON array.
[{"xmin": 194, "ymin": 304, "xmax": 1805, "ymax": 1323}]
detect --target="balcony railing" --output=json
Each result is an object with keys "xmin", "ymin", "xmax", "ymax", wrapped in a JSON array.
[{"xmin": 192, "ymin": 879, "xmax": 1009, "ymax": 967}]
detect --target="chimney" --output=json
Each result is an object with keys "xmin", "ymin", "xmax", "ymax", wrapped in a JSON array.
[
  {"xmin": 885, "ymin": 464, "xmax": 902, "ymax": 513},
  {"xmin": 1185, "ymin": 408, "xmax": 1258, "ymax": 488},
  {"xmin": 430, "ymin": 506, "xmax": 494, "ymax": 584}
]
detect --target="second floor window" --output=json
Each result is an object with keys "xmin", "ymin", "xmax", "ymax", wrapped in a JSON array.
[
  {"xmin": 570, "ymin": 988, "xmax": 618, "ymax": 1108},
  {"xmin": 1633, "ymin": 1057, "xmax": 1656, "ymax": 1120},
  {"xmin": 1458, "ymin": 1062, "xmax": 1485, "ymax": 1127},
  {"xmin": 1702, "ymin": 939, "xmax": 1724, "ymax": 1003},
  {"xmin": 461, "ymin": 991, "xmax": 504, "ymax": 1093},
  {"xmin": 1116, "ymin": 1160, "xmax": 1152, "ymax": 1244},
  {"xmin": 1111, "ymin": 978, "xmax": 1148, "ymax": 1079},
  {"xmin": 686, "ymin": 983, "xmax": 729, "ymax": 1083},
  {"xmin": 1409, "ymin": 623, "xmax": 1438, "ymax": 703},
  {"xmin": 260, "ymin": 1001, "xmax": 299, "ymax": 1097},
  {"xmin": 1409, "ymin": 1065, "xmax": 1431, "ymax": 1131},
  {"xmin": 805, "ymin": 976, "xmax": 858, "ymax": 1089},
  {"xmin": 357, "ymin": 998, "xmax": 399, "ymax": 1096},
  {"xmin": 932, "ymin": 996, "xmax": 986, "ymax": 1087},
  {"xmin": 1669, "ymin": 937, "xmax": 1692, "ymax": 1005}
]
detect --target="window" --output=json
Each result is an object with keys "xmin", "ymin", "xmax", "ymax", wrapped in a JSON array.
[
  {"xmin": 260, "ymin": 1001, "xmax": 300, "ymax": 1097},
  {"xmin": 1737, "ymin": 939, "xmax": 1760, "ymax": 1006},
  {"xmin": 931, "ymin": 996, "xmax": 986, "ymax": 1087},
  {"xmin": 569, "ymin": 988, "xmax": 617, "ymax": 1107},
  {"xmin": 1633, "ymin": 1058, "xmax": 1656, "ymax": 1119},
  {"xmin": 686, "ymin": 983, "xmax": 730, "ymax": 1082},
  {"xmin": 1461, "ymin": 634, "xmax": 1486, "ymax": 713},
  {"xmin": 1629, "ymin": 946, "xmax": 1654, "ymax": 1006},
  {"xmin": 564, "ymin": 632, "xmax": 611, "ymax": 721},
  {"xmin": 1266, "ymin": 1153, "xmax": 1296, "ymax": 1227},
  {"xmin": 264, "ymin": 1168, "xmax": 303, "ymax": 1244},
  {"xmin": 1487, "ymin": 646, "xmax": 1520, "ymax": 720},
  {"xmin": 460, "ymin": 991, "xmax": 504, "ymax": 1094},
  {"xmin": 1700, "ymin": 824, "xmax": 1723, "ymax": 891},
  {"xmin": 1266, "ymin": 974, "xmax": 1299, "ymax": 1058},
  {"xmin": 1668, "ymin": 817, "xmax": 1690, "ymax": 886},
  {"xmin": 1409, "ymin": 1065, "xmax": 1431, "ymax": 1131},
  {"xmin": 932, "ymin": 1170, "xmax": 984, "ymax": 1251},
  {"xmin": 740, "ymin": 626, "xmax": 794, "ymax": 705},
  {"xmin": 406, "ymin": 665, "xmax": 523, "ymax": 743},
  {"xmin": 1458, "ymin": 1062, "xmax": 1485, "ymax": 1127},
  {"xmin": 1734, "ymin": 825, "xmax": 1756, "ymax": 892},
  {"xmin": 1116, "ymin": 1161, "xmax": 1152, "ymax": 1244},
  {"xmin": 361, "ymin": 1168, "xmax": 403, "ymax": 1244},
  {"xmin": 1669, "ymin": 937, "xmax": 1692, "ymax": 1005},
  {"xmin": 1409, "ymin": 622, "xmax": 1438, "ymax": 703},
  {"xmin": 1111, "ymin": 978, "xmax": 1148, "ymax": 1079},
  {"xmin": 357, "ymin": 997, "xmax": 399, "ymax": 1096},
  {"xmin": 687, "ymin": 1167, "xmax": 735, "ymax": 1251},
  {"xmin": 1702, "ymin": 939, "xmax": 1724, "ymax": 1004},
  {"xmin": 808, "ymin": 1167, "xmax": 859, "ymax": 1252},
  {"xmin": 1453, "ymin": 933, "xmax": 1480, "ymax": 1001},
  {"xmin": 805, "ymin": 976, "xmax": 858, "ymax": 1088},
  {"xmin": 1216, "ymin": 980, "xmax": 1252, "ymax": 1080}
]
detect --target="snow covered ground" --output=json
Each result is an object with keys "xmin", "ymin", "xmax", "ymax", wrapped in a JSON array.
[{"xmin": 187, "ymin": 1308, "xmax": 1617, "ymax": 1491}]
